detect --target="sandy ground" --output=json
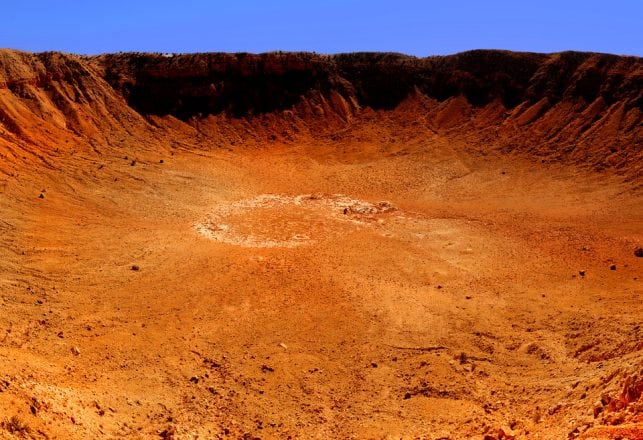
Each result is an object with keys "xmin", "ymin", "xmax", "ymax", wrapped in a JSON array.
[{"xmin": 0, "ymin": 136, "xmax": 641, "ymax": 439}]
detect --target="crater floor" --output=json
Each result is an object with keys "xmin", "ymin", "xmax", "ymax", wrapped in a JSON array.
[{"xmin": 0, "ymin": 139, "xmax": 641, "ymax": 439}]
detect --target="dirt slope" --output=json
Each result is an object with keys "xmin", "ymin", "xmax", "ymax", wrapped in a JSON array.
[{"xmin": 0, "ymin": 49, "xmax": 641, "ymax": 439}]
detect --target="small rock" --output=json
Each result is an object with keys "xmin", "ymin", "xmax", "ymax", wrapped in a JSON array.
[
  {"xmin": 159, "ymin": 159, "xmax": 164, "ymax": 164},
  {"xmin": 57, "ymin": 331, "xmax": 64, "ymax": 338},
  {"xmin": 260, "ymin": 365, "xmax": 274, "ymax": 373},
  {"xmin": 30, "ymin": 398, "xmax": 40, "ymax": 415},
  {"xmin": 131, "ymin": 265, "xmax": 140, "ymax": 271},
  {"xmin": 634, "ymin": 247, "xmax": 643, "ymax": 258},
  {"xmin": 548, "ymin": 403, "xmax": 562, "ymax": 415},
  {"xmin": 579, "ymin": 270, "xmax": 586, "ymax": 277},
  {"xmin": 71, "ymin": 346, "xmax": 80, "ymax": 356},
  {"xmin": 371, "ymin": 362, "xmax": 378, "ymax": 368},
  {"xmin": 189, "ymin": 376, "xmax": 199, "ymax": 384},
  {"xmin": 278, "ymin": 342, "xmax": 287, "ymax": 349},
  {"xmin": 38, "ymin": 193, "xmax": 44, "ymax": 199},
  {"xmin": 403, "ymin": 392, "xmax": 412, "ymax": 400},
  {"xmin": 498, "ymin": 425, "xmax": 516, "ymax": 439},
  {"xmin": 593, "ymin": 405, "xmax": 603, "ymax": 418},
  {"xmin": 609, "ymin": 264, "xmax": 616, "ymax": 270},
  {"xmin": 159, "ymin": 426, "xmax": 176, "ymax": 439}
]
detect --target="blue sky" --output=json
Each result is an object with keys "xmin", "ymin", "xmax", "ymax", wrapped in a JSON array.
[{"xmin": 2, "ymin": 1, "xmax": 642, "ymax": 56}]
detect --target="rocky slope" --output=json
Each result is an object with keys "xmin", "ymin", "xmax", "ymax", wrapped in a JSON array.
[{"xmin": 0, "ymin": 49, "xmax": 641, "ymax": 178}]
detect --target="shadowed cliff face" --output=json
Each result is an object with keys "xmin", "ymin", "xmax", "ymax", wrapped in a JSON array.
[
  {"xmin": 97, "ymin": 52, "xmax": 346, "ymax": 118},
  {"xmin": 95, "ymin": 50, "xmax": 642, "ymax": 118},
  {"xmin": 0, "ymin": 49, "xmax": 641, "ymax": 178}
]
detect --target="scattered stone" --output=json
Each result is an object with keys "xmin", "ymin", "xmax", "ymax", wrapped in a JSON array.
[
  {"xmin": 593, "ymin": 405, "xmax": 603, "ymax": 418},
  {"xmin": 532, "ymin": 407, "xmax": 542, "ymax": 423},
  {"xmin": 600, "ymin": 394, "xmax": 612, "ymax": 406},
  {"xmin": 159, "ymin": 159, "xmax": 164, "ymax": 164},
  {"xmin": 0, "ymin": 379, "xmax": 10, "ymax": 392},
  {"xmin": 29, "ymin": 398, "xmax": 40, "ymax": 415},
  {"xmin": 189, "ymin": 376, "xmax": 199, "ymax": 384},
  {"xmin": 38, "ymin": 193, "xmax": 44, "ymax": 199},
  {"xmin": 497, "ymin": 425, "xmax": 516, "ymax": 439},
  {"xmin": 278, "ymin": 342, "xmax": 287, "ymax": 349},
  {"xmin": 1, "ymin": 416, "xmax": 30, "ymax": 435},
  {"xmin": 131, "ymin": 265, "xmax": 140, "ymax": 271},
  {"xmin": 634, "ymin": 247, "xmax": 643, "ymax": 258},
  {"xmin": 403, "ymin": 392, "xmax": 412, "ymax": 400},
  {"xmin": 371, "ymin": 362, "xmax": 378, "ymax": 368},
  {"xmin": 579, "ymin": 270, "xmax": 586, "ymax": 277},
  {"xmin": 130, "ymin": 160, "xmax": 136, "ymax": 166},
  {"xmin": 260, "ymin": 365, "xmax": 274, "ymax": 373},
  {"xmin": 57, "ymin": 331, "xmax": 64, "ymax": 338},
  {"xmin": 609, "ymin": 264, "xmax": 616, "ymax": 270},
  {"xmin": 619, "ymin": 373, "xmax": 642, "ymax": 405},
  {"xmin": 71, "ymin": 346, "xmax": 80, "ymax": 356},
  {"xmin": 158, "ymin": 426, "xmax": 176, "ymax": 439},
  {"xmin": 548, "ymin": 403, "xmax": 562, "ymax": 415}
]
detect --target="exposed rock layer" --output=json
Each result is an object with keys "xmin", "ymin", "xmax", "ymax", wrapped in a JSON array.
[{"xmin": 0, "ymin": 49, "xmax": 641, "ymax": 177}]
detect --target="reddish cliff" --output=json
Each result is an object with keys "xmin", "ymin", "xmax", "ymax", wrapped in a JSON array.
[{"xmin": 0, "ymin": 49, "xmax": 641, "ymax": 177}]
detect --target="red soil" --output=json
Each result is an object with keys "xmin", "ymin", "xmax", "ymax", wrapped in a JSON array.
[{"xmin": 0, "ymin": 49, "xmax": 641, "ymax": 439}]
